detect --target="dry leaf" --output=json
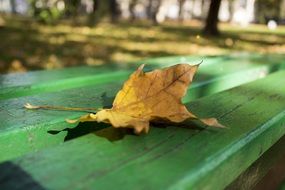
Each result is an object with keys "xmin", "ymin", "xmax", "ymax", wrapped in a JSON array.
[{"xmin": 67, "ymin": 64, "xmax": 224, "ymax": 134}]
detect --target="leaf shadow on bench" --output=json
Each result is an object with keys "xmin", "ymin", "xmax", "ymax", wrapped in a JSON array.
[
  {"xmin": 100, "ymin": 92, "xmax": 114, "ymax": 109},
  {"xmin": 47, "ymin": 91, "xmax": 205, "ymax": 142},
  {"xmin": 49, "ymin": 122, "xmax": 136, "ymax": 142},
  {"xmin": 47, "ymin": 122, "xmax": 137, "ymax": 142},
  {"xmin": 47, "ymin": 92, "xmax": 138, "ymax": 142},
  {"xmin": 48, "ymin": 121, "xmax": 205, "ymax": 143}
]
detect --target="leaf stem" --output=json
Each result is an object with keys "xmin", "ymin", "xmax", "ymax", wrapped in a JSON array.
[{"xmin": 24, "ymin": 103, "xmax": 98, "ymax": 112}]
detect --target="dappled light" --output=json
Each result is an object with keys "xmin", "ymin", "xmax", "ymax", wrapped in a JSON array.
[{"xmin": 1, "ymin": 18, "xmax": 285, "ymax": 74}]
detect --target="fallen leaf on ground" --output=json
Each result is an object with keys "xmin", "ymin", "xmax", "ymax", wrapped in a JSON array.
[{"xmin": 66, "ymin": 63, "xmax": 224, "ymax": 133}]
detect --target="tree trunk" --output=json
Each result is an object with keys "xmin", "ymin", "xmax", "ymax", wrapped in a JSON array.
[
  {"xmin": 89, "ymin": 0, "xmax": 105, "ymax": 25},
  {"xmin": 147, "ymin": 0, "xmax": 161, "ymax": 25},
  {"xmin": 203, "ymin": 0, "xmax": 222, "ymax": 36},
  {"xmin": 10, "ymin": 0, "xmax": 16, "ymax": 14},
  {"xmin": 89, "ymin": 0, "xmax": 119, "ymax": 25},
  {"xmin": 129, "ymin": 0, "xmax": 137, "ymax": 21},
  {"xmin": 178, "ymin": 0, "xmax": 186, "ymax": 21},
  {"xmin": 147, "ymin": 0, "xmax": 153, "ymax": 20},
  {"xmin": 110, "ymin": 0, "xmax": 120, "ymax": 23},
  {"xmin": 30, "ymin": 0, "xmax": 41, "ymax": 17},
  {"xmin": 228, "ymin": 0, "xmax": 234, "ymax": 22},
  {"xmin": 276, "ymin": 0, "xmax": 282, "ymax": 23},
  {"xmin": 64, "ymin": 0, "xmax": 80, "ymax": 18}
]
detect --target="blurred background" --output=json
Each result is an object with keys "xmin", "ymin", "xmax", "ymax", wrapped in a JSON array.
[{"xmin": 0, "ymin": 0, "xmax": 284, "ymax": 74}]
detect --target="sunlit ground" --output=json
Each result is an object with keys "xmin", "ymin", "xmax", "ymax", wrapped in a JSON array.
[{"xmin": 1, "ymin": 16, "xmax": 285, "ymax": 74}]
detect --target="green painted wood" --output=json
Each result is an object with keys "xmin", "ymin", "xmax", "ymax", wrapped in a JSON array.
[
  {"xmin": 0, "ymin": 55, "xmax": 217, "ymax": 100},
  {"xmin": 1, "ymin": 54, "xmax": 285, "ymax": 100},
  {"xmin": 0, "ymin": 65, "xmax": 131, "ymax": 100},
  {"xmin": 0, "ymin": 58, "xmax": 283, "ymax": 163},
  {"xmin": 0, "ymin": 71, "xmax": 285, "ymax": 190}
]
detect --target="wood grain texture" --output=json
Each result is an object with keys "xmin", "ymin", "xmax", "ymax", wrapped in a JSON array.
[{"xmin": 0, "ymin": 71, "xmax": 285, "ymax": 190}]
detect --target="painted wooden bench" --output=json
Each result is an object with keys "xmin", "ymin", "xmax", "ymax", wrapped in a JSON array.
[{"xmin": 0, "ymin": 54, "xmax": 285, "ymax": 189}]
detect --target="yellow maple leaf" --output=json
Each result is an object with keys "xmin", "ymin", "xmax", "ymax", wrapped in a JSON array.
[{"xmin": 65, "ymin": 64, "xmax": 224, "ymax": 133}]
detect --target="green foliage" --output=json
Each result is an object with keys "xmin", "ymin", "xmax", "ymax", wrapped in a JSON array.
[
  {"xmin": 38, "ymin": 7, "xmax": 63, "ymax": 24},
  {"xmin": 29, "ymin": 0, "xmax": 63, "ymax": 24}
]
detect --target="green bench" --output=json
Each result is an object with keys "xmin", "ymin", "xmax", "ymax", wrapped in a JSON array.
[{"xmin": 0, "ymin": 54, "xmax": 285, "ymax": 189}]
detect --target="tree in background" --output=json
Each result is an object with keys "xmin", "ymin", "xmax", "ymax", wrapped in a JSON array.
[
  {"xmin": 89, "ymin": 0, "xmax": 104, "ymax": 25},
  {"xmin": 89, "ymin": 0, "xmax": 120, "ymax": 25},
  {"xmin": 255, "ymin": 0, "xmax": 282, "ymax": 24},
  {"xmin": 14, "ymin": 0, "xmax": 285, "ymax": 29},
  {"xmin": 178, "ymin": 0, "xmax": 186, "ymax": 21},
  {"xmin": 29, "ymin": 0, "xmax": 41, "ymax": 18},
  {"xmin": 129, "ymin": 0, "xmax": 138, "ymax": 21},
  {"xmin": 228, "ymin": 0, "xmax": 234, "ymax": 22},
  {"xmin": 147, "ymin": 0, "xmax": 161, "ymax": 25},
  {"xmin": 64, "ymin": 0, "xmax": 80, "ymax": 18},
  {"xmin": 203, "ymin": 0, "xmax": 222, "ymax": 36},
  {"xmin": 110, "ymin": 0, "xmax": 120, "ymax": 23},
  {"xmin": 10, "ymin": 0, "xmax": 16, "ymax": 14}
]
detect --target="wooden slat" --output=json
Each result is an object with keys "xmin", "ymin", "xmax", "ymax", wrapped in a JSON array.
[
  {"xmin": 0, "ymin": 58, "xmax": 282, "ymax": 162},
  {"xmin": 0, "ymin": 71, "xmax": 284, "ymax": 190},
  {"xmin": 0, "ymin": 65, "xmax": 131, "ymax": 100},
  {"xmin": 1, "ymin": 55, "xmax": 212, "ymax": 100},
  {"xmin": 1, "ymin": 54, "xmax": 285, "ymax": 100}
]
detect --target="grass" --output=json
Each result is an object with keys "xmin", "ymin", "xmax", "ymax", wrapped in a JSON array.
[{"xmin": 1, "ymin": 17, "xmax": 285, "ymax": 74}]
